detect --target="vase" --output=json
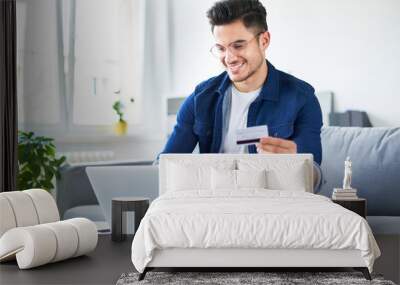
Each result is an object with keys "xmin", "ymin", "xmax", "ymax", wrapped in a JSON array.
[{"xmin": 114, "ymin": 120, "xmax": 128, "ymax": 136}]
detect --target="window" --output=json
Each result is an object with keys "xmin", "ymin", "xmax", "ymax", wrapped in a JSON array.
[
  {"xmin": 73, "ymin": 0, "xmax": 140, "ymax": 126},
  {"xmin": 17, "ymin": 0, "xmax": 142, "ymax": 138}
]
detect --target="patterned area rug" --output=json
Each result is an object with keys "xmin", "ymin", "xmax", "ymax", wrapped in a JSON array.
[{"xmin": 116, "ymin": 271, "xmax": 396, "ymax": 285}]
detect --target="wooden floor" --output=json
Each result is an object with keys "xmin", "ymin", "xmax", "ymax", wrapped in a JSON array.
[
  {"xmin": 0, "ymin": 235, "xmax": 134, "ymax": 285},
  {"xmin": 1, "ymin": 234, "xmax": 395, "ymax": 284}
]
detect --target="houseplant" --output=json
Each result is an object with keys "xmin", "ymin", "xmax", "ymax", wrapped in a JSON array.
[
  {"xmin": 17, "ymin": 131, "xmax": 66, "ymax": 192},
  {"xmin": 112, "ymin": 100, "xmax": 128, "ymax": 135}
]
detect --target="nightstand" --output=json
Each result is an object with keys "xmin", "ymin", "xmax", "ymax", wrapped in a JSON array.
[
  {"xmin": 112, "ymin": 197, "xmax": 149, "ymax": 242},
  {"xmin": 332, "ymin": 198, "xmax": 366, "ymax": 218}
]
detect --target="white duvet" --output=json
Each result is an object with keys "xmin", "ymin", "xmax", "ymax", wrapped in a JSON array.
[{"xmin": 131, "ymin": 190, "xmax": 380, "ymax": 273}]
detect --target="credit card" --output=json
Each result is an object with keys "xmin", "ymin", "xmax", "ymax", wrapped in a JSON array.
[{"xmin": 236, "ymin": 125, "xmax": 269, "ymax": 145}]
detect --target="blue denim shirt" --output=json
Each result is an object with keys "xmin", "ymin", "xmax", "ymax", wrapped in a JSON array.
[{"xmin": 161, "ymin": 61, "xmax": 323, "ymax": 164}]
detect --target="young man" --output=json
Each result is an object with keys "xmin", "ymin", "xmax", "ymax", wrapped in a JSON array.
[{"xmin": 161, "ymin": 0, "xmax": 323, "ymax": 165}]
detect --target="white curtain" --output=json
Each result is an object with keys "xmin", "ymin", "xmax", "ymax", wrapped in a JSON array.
[
  {"xmin": 17, "ymin": 0, "xmax": 63, "ymax": 130},
  {"xmin": 138, "ymin": 0, "xmax": 172, "ymax": 137}
]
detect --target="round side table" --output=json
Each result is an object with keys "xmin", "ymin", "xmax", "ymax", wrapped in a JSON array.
[{"xmin": 112, "ymin": 197, "xmax": 149, "ymax": 242}]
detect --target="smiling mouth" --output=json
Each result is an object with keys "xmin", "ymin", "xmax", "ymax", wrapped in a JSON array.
[{"xmin": 227, "ymin": 62, "xmax": 245, "ymax": 74}]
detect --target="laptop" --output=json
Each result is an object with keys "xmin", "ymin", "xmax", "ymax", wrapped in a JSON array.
[{"xmin": 86, "ymin": 165, "xmax": 159, "ymax": 233}]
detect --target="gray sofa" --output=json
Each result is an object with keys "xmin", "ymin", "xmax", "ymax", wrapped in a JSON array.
[
  {"xmin": 319, "ymin": 127, "xmax": 400, "ymax": 232},
  {"xmin": 319, "ymin": 127, "xmax": 400, "ymax": 283},
  {"xmin": 56, "ymin": 126, "xmax": 400, "ymax": 282}
]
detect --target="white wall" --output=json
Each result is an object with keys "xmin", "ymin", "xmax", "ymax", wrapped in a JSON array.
[
  {"xmin": 170, "ymin": 0, "xmax": 400, "ymax": 127},
  {"xmin": 169, "ymin": 0, "xmax": 223, "ymax": 97},
  {"xmin": 266, "ymin": 0, "xmax": 400, "ymax": 127}
]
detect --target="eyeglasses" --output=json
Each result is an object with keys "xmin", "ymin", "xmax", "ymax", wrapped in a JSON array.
[{"xmin": 209, "ymin": 32, "xmax": 264, "ymax": 58}]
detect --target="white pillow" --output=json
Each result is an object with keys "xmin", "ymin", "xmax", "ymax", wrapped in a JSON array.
[
  {"xmin": 211, "ymin": 168, "xmax": 267, "ymax": 190},
  {"xmin": 267, "ymin": 164, "xmax": 307, "ymax": 191},
  {"xmin": 167, "ymin": 160, "xmax": 235, "ymax": 191},
  {"xmin": 211, "ymin": 168, "xmax": 236, "ymax": 190},
  {"xmin": 236, "ymin": 169, "xmax": 267, "ymax": 189},
  {"xmin": 238, "ymin": 159, "xmax": 308, "ymax": 191}
]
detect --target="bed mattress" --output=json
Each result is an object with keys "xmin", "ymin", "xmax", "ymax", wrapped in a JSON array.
[{"xmin": 131, "ymin": 190, "xmax": 380, "ymax": 273}]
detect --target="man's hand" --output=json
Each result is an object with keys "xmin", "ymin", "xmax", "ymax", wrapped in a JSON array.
[{"xmin": 256, "ymin": 137, "xmax": 297, "ymax": 154}]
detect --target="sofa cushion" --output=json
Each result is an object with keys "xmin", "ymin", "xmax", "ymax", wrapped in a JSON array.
[
  {"xmin": 320, "ymin": 127, "xmax": 400, "ymax": 216},
  {"xmin": 367, "ymin": 216, "xmax": 400, "ymax": 235}
]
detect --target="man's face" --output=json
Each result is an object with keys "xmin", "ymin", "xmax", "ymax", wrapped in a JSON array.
[{"xmin": 212, "ymin": 20, "xmax": 269, "ymax": 83}]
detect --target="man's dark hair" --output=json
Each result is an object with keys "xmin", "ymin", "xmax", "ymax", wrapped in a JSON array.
[{"xmin": 207, "ymin": 0, "xmax": 268, "ymax": 33}]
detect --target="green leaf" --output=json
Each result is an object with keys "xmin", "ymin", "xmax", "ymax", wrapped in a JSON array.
[
  {"xmin": 45, "ymin": 146, "xmax": 55, "ymax": 156},
  {"xmin": 42, "ymin": 180, "xmax": 53, "ymax": 190},
  {"xmin": 58, "ymin": 156, "xmax": 66, "ymax": 165},
  {"xmin": 17, "ymin": 131, "xmax": 62, "ymax": 191}
]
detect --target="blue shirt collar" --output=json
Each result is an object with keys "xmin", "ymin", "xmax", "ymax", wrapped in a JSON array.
[{"xmin": 216, "ymin": 60, "xmax": 280, "ymax": 102}]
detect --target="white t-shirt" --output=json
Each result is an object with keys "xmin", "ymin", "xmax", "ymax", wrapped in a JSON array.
[{"xmin": 222, "ymin": 85, "xmax": 261, "ymax": 153}]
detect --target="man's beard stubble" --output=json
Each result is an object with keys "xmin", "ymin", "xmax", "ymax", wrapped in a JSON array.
[{"xmin": 229, "ymin": 55, "xmax": 265, "ymax": 83}]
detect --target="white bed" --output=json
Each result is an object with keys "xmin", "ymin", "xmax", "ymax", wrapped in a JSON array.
[{"xmin": 131, "ymin": 154, "xmax": 380, "ymax": 280}]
